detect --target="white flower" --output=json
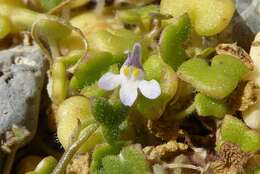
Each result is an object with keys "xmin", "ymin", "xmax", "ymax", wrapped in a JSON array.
[{"xmin": 98, "ymin": 43, "xmax": 161, "ymax": 106}]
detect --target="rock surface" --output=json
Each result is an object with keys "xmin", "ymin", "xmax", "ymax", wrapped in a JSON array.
[
  {"xmin": 236, "ymin": 0, "xmax": 260, "ymax": 34},
  {"xmin": 0, "ymin": 45, "xmax": 47, "ymax": 172},
  {"xmin": 232, "ymin": 0, "xmax": 260, "ymax": 51}
]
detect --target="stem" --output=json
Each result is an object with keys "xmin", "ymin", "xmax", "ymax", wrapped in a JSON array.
[
  {"xmin": 146, "ymin": 19, "xmax": 161, "ymax": 40},
  {"xmin": 49, "ymin": 38, "xmax": 61, "ymax": 58},
  {"xmin": 61, "ymin": 5, "xmax": 71, "ymax": 21},
  {"xmin": 2, "ymin": 146, "xmax": 18, "ymax": 174},
  {"xmin": 51, "ymin": 123, "xmax": 99, "ymax": 174},
  {"xmin": 48, "ymin": 0, "xmax": 72, "ymax": 15},
  {"xmin": 163, "ymin": 163, "xmax": 205, "ymax": 174},
  {"xmin": 171, "ymin": 102, "xmax": 196, "ymax": 121}
]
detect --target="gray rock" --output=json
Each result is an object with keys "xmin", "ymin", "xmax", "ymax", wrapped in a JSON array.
[
  {"xmin": 231, "ymin": 0, "xmax": 260, "ymax": 51},
  {"xmin": 236, "ymin": 0, "xmax": 260, "ymax": 34},
  {"xmin": 0, "ymin": 45, "xmax": 47, "ymax": 173}
]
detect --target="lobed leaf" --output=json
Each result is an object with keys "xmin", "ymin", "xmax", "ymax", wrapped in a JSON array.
[
  {"xmin": 91, "ymin": 145, "xmax": 150, "ymax": 174},
  {"xmin": 220, "ymin": 115, "xmax": 260, "ymax": 152},
  {"xmin": 178, "ymin": 55, "xmax": 249, "ymax": 99},
  {"xmin": 90, "ymin": 144, "xmax": 123, "ymax": 173}
]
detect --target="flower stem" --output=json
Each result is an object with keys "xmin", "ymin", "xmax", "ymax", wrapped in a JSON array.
[{"xmin": 51, "ymin": 123, "xmax": 99, "ymax": 174}]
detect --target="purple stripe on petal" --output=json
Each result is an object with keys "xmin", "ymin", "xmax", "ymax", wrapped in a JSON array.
[
  {"xmin": 123, "ymin": 51, "xmax": 132, "ymax": 66},
  {"xmin": 131, "ymin": 43, "xmax": 143, "ymax": 69},
  {"xmin": 123, "ymin": 43, "xmax": 143, "ymax": 70}
]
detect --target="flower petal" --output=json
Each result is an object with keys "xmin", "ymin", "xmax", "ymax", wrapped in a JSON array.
[
  {"xmin": 138, "ymin": 80, "xmax": 161, "ymax": 99},
  {"xmin": 98, "ymin": 72, "xmax": 122, "ymax": 90},
  {"xmin": 120, "ymin": 80, "xmax": 138, "ymax": 106}
]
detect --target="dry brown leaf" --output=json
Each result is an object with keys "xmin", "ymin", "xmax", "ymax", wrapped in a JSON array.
[
  {"xmin": 228, "ymin": 81, "xmax": 257, "ymax": 113},
  {"xmin": 239, "ymin": 81, "xmax": 257, "ymax": 111},
  {"xmin": 245, "ymin": 154, "xmax": 260, "ymax": 173},
  {"xmin": 143, "ymin": 140, "xmax": 188, "ymax": 162},
  {"xmin": 209, "ymin": 142, "xmax": 251, "ymax": 174},
  {"xmin": 1, "ymin": 125, "xmax": 30, "ymax": 154},
  {"xmin": 216, "ymin": 43, "xmax": 254, "ymax": 70}
]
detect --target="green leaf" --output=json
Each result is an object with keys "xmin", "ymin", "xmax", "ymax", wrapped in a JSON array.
[
  {"xmin": 39, "ymin": 0, "xmax": 62, "ymax": 11},
  {"xmin": 253, "ymin": 167, "xmax": 260, "ymax": 174},
  {"xmin": 159, "ymin": 14, "xmax": 191, "ymax": 70},
  {"xmin": 101, "ymin": 121, "xmax": 126, "ymax": 145},
  {"xmin": 81, "ymin": 81, "xmax": 107, "ymax": 98},
  {"xmin": 160, "ymin": 0, "xmax": 235, "ymax": 36},
  {"xmin": 178, "ymin": 55, "xmax": 249, "ymax": 99},
  {"xmin": 33, "ymin": 156, "xmax": 58, "ymax": 174},
  {"xmin": 51, "ymin": 60, "xmax": 68, "ymax": 105},
  {"xmin": 119, "ymin": 146, "xmax": 150, "ymax": 174},
  {"xmin": 195, "ymin": 93, "xmax": 227, "ymax": 119},
  {"xmin": 135, "ymin": 55, "xmax": 178, "ymax": 120},
  {"xmin": 91, "ymin": 97, "xmax": 128, "ymax": 126},
  {"xmin": 117, "ymin": 5, "xmax": 159, "ymax": 31},
  {"xmin": 70, "ymin": 51, "xmax": 114, "ymax": 90},
  {"xmin": 220, "ymin": 115, "xmax": 260, "ymax": 152},
  {"xmin": 89, "ymin": 29, "xmax": 146, "ymax": 63},
  {"xmin": 90, "ymin": 144, "xmax": 123, "ymax": 173},
  {"xmin": 102, "ymin": 126, "xmax": 120, "ymax": 144},
  {"xmin": 102, "ymin": 156, "xmax": 129, "ymax": 174},
  {"xmin": 0, "ymin": 15, "xmax": 11, "ymax": 39},
  {"xmin": 56, "ymin": 96, "xmax": 93, "ymax": 149},
  {"xmin": 81, "ymin": 64, "xmax": 119, "ymax": 98},
  {"xmin": 117, "ymin": 10, "xmax": 141, "ymax": 25},
  {"xmin": 34, "ymin": 19, "xmax": 72, "ymax": 40},
  {"xmin": 91, "ymin": 145, "xmax": 150, "ymax": 174},
  {"xmin": 92, "ymin": 97, "xmax": 114, "ymax": 125},
  {"xmin": 91, "ymin": 97, "xmax": 129, "ymax": 144}
]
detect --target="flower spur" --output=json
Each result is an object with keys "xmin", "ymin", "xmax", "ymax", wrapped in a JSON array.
[{"xmin": 98, "ymin": 43, "xmax": 161, "ymax": 106}]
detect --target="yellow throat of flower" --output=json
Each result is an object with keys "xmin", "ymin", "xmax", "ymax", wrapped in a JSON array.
[{"xmin": 123, "ymin": 66, "xmax": 142, "ymax": 79}]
